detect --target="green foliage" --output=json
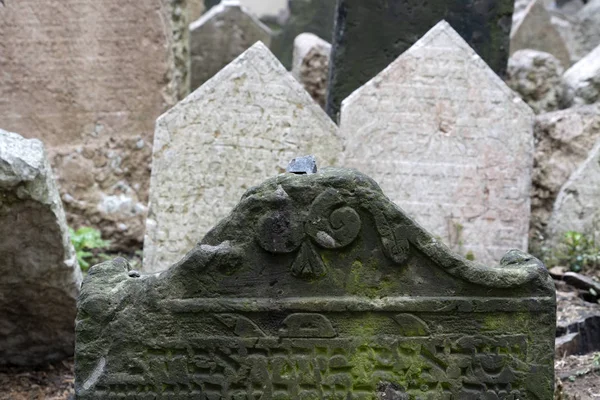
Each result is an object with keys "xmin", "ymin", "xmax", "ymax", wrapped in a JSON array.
[
  {"xmin": 546, "ymin": 231, "xmax": 600, "ymax": 273},
  {"xmin": 69, "ymin": 227, "xmax": 110, "ymax": 271}
]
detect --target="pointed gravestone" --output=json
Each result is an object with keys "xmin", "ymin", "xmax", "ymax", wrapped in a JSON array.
[
  {"xmin": 76, "ymin": 167, "xmax": 556, "ymax": 399},
  {"xmin": 339, "ymin": 21, "xmax": 534, "ymax": 264},
  {"xmin": 190, "ymin": 0, "xmax": 273, "ymax": 91},
  {"xmin": 326, "ymin": 0, "xmax": 515, "ymax": 119},
  {"xmin": 510, "ymin": 0, "xmax": 572, "ymax": 68},
  {"xmin": 291, "ymin": 33, "xmax": 331, "ymax": 109},
  {"xmin": 144, "ymin": 42, "xmax": 342, "ymax": 273}
]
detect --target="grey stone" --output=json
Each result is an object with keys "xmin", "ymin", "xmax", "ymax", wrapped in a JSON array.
[
  {"xmin": 287, "ymin": 155, "xmax": 317, "ymax": 174},
  {"xmin": 190, "ymin": 0, "xmax": 273, "ymax": 91},
  {"xmin": 576, "ymin": 0, "xmax": 600, "ymax": 59},
  {"xmin": 339, "ymin": 21, "xmax": 534, "ymax": 264},
  {"xmin": 291, "ymin": 33, "xmax": 331, "ymax": 108},
  {"xmin": 0, "ymin": 129, "xmax": 81, "ymax": 366},
  {"xmin": 562, "ymin": 43, "xmax": 600, "ymax": 106},
  {"xmin": 76, "ymin": 167, "xmax": 556, "ymax": 399},
  {"xmin": 144, "ymin": 42, "xmax": 342, "ymax": 273},
  {"xmin": 506, "ymin": 49, "xmax": 565, "ymax": 113},
  {"xmin": 326, "ymin": 0, "xmax": 515, "ymax": 120}
]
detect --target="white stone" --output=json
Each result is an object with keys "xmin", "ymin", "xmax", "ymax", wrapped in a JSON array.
[
  {"xmin": 144, "ymin": 42, "xmax": 342, "ymax": 272},
  {"xmin": 291, "ymin": 33, "xmax": 331, "ymax": 108},
  {"xmin": 0, "ymin": 129, "xmax": 81, "ymax": 366},
  {"xmin": 190, "ymin": 0, "xmax": 273, "ymax": 90},
  {"xmin": 291, "ymin": 33, "xmax": 331, "ymax": 80},
  {"xmin": 563, "ymin": 43, "xmax": 600, "ymax": 106},
  {"xmin": 339, "ymin": 21, "xmax": 534, "ymax": 264}
]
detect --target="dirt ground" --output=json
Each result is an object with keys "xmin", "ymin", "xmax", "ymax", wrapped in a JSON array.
[{"xmin": 0, "ymin": 358, "xmax": 74, "ymax": 400}]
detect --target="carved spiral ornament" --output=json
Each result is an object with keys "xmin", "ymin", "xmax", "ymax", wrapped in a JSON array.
[{"xmin": 306, "ymin": 189, "xmax": 361, "ymax": 249}]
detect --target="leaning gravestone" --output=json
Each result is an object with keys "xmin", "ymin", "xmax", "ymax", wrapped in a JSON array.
[
  {"xmin": 562, "ymin": 43, "xmax": 600, "ymax": 107},
  {"xmin": 291, "ymin": 33, "xmax": 331, "ymax": 109},
  {"xmin": 339, "ymin": 21, "xmax": 534, "ymax": 264},
  {"xmin": 76, "ymin": 167, "xmax": 556, "ymax": 399},
  {"xmin": 326, "ymin": 0, "xmax": 515, "ymax": 119},
  {"xmin": 0, "ymin": 129, "xmax": 81, "ymax": 366},
  {"xmin": 144, "ymin": 42, "xmax": 342, "ymax": 273},
  {"xmin": 190, "ymin": 0, "xmax": 273, "ymax": 91}
]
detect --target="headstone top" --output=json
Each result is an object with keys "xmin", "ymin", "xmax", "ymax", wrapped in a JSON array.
[
  {"xmin": 291, "ymin": 33, "xmax": 331, "ymax": 78},
  {"xmin": 0, "ymin": 130, "xmax": 45, "ymax": 187}
]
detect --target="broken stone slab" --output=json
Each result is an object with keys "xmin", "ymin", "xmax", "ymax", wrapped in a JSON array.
[
  {"xmin": 144, "ymin": 42, "xmax": 342, "ymax": 273},
  {"xmin": 0, "ymin": 129, "xmax": 81, "ymax": 366},
  {"xmin": 555, "ymin": 290, "xmax": 600, "ymax": 357},
  {"xmin": 291, "ymin": 33, "xmax": 331, "ymax": 108},
  {"xmin": 562, "ymin": 43, "xmax": 600, "ymax": 107},
  {"xmin": 339, "ymin": 21, "xmax": 534, "ymax": 264},
  {"xmin": 76, "ymin": 167, "xmax": 556, "ymax": 399},
  {"xmin": 189, "ymin": 0, "xmax": 273, "ymax": 90},
  {"xmin": 506, "ymin": 49, "xmax": 565, "ymax": 114},
  {"xmin": 563, "ymin": 272, "xmax": 600, "ymax": 295}
]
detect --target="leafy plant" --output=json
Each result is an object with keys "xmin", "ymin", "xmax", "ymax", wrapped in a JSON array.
[
  {"xmin": 547, "ymin": 231, "xmax": 600, "ymax": 273},
  {"xmin": 69, "ymin": 227, "xmax": 111, "ymax": 271}
]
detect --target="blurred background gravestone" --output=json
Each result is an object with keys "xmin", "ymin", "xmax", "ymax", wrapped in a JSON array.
[{"xmin": 291, "ymin": 33, "xmax": 331, "ymax": 109}]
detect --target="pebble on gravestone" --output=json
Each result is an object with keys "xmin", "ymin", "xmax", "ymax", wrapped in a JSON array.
[
  {"xmin": 287, "ymin": 155, "xmax": 317, "ymax": 174},
  {"xmin": 291, "ymin": 33, "xmax": 331, "ymax": 108},
  {"xmin": 562, "ymin": 43, "xmax": 600, "ymax": 107},
  {"xmin": 144, "ymin": 42, "xmax": 342, "ymax": 273},
  {"xmin": 326, "ymin": 0, "xmax": 515, "ymax": 120},
  {"xmin": 339, "ymin": 21, "xmax": 534, "ymax": 264},
  {"xmin": 0, "ymin": 129, "xmax": 81, "ymax": 366},
  {"xmin": 76, "ymin": 167, "xmax": 556, "ymax": 399},
  {"xmin": 189, "ymin": 0, "xmax": 273, "ymax": 91}
]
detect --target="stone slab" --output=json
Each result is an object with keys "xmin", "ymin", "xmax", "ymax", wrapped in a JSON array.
[
  {"xmin": 563, "ymin": 43, "xmax": 600, "ymax": 107},
  {"xmin": 339, "ymin": 21, "xmax": 534, "ymax": 264},
  {"xmin": 144, "ymin": 42, "xmax": 342, "ymax": 273},
  {"xmin": 0, "ymin": 129, "xmax": 81, "ymax": 366},
  {"xmin": 291, "ymin": 33, "xmax": 331, "ymax": 108},
  {"xmin": 326, "ymin": 0, "xmax": 515, "ymax": 119},
  {"xmin": 77, "ymin": 167, "xmax": 555, "ymax": 399}
]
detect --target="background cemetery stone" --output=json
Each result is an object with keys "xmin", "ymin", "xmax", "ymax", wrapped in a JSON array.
[
  {"xmin": 562, "ymin": 43, "xmax": 600, "ymax": 107},
  {"xmin": 77, "ymin": 167, "xmax": 556, "ymax": 399},
  {"xmin": 144, "ymin": 42, "xmax": 342, "ymax": 273},
  {"xmin": 326, "ymin": 0, "xmax": 515, "ymax": 120},
  {"xmin": 0, "ymin": 0, "xmax": 189, "ymax": 251},
  {"xmin": 291, "ymin": 33, "xmax": 331, "ymax": 109},
  {"xmin": 340, "ymin": 21, "xmax": 534, "ymax": 264},
  {"xmin": 189, "ymin": 0, "xmax": 273, "ymax": 91},
  {"xmin": 205, "ymin": 0, "xmax": 288, "ymax": 18},
  {"xmin": 0, "ymin": 129, "xmax": 81, "ymax": 366}
]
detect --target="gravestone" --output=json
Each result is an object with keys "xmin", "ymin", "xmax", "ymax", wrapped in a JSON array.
[
  {"xmin": 144, "ymin": 42, "xmax": 342, "ymax": 273},
  {"xmin": 0, "ymin": 129, "xmax": 81, "ymax": 366},
  {"xmin": 190, "ymin": 0, "xmax": 273, "ymax": 91},
  {"xmin": 76, "ymin": 167, "xmax": 556, "ymax": 399},
  {"xmin": 339, "ymin": 21, "xmax": 534, "ymax": 264},
  {"xmin": 562, "ymin": 43, "xmax": 600, "ymax": 106},
  {"xmin": 326, "ymin": 0, "xmax": 515, "ymax": 120},
  {"xmin": 292, "ymin": 33, "xmax": 331, "ymax": 108}
]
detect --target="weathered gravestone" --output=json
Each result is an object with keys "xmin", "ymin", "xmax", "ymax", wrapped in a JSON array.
[
  {"xmin": 190, "ymin": 0, "xmax": 273, "ymax": 91},
  {"xmin": 339, "ymin": 21, "xmax": 534, "ymax": 264},
  {"xmin": 326, "ymin": 0, "xmax": 515, "ymax": 119},
  {"xmin": 0, "ymin": 129, "xmax": 81, "ymax": 366},
  {"xmin": 562, "ymin": 43, "xmax": 600, "ymax": 107},
  {"xmin": 144, "ymin": 42, "xmax": 342, "ymax": 273},
  {"xmin": 76, "ymin": 167, "xmax": 556, "ymax": 399},
  {"xmin": 292, "ymin": 33, "xmax": 331, "ymax": 109}
]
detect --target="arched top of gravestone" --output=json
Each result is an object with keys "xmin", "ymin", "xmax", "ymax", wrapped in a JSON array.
[{"xmin": 342, "ymin": 21, "xmax": 533, "ymax": 119}]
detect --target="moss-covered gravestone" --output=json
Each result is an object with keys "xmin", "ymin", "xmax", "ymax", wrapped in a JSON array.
[{"xmin": 76, "ymin": 168, "xmax": 555, "ymax": 399}]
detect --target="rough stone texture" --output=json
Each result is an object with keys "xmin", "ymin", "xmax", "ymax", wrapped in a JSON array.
[
  {"xmin": 506, "ymin": 49, "xmax": 565, "ymax": 114},
  {"xmin": 326, "ymin": 0, "xmax": 514, "ymax": 120},
  {"xmin": 510, "ymin": 0, "xmax": 572, "ymax": 68},
  {"xmin": 530, "ymin": 104, "xmax": 600, "ymax": 250},
  {"xmin": 144, "ymin": 42, "xmax": 342, "ymax": 273},
  {"xmin": 77, "ymin": 167, "xmax": 555, "ymax": 399},
  {"xmin": 339, "ymin": 22, "xmax": 534, "ymax": 264},
  {"xmin": 547, "ymin": 142, "xmax": 600, "ymax": 247},
  {"xmin": 0, "ymin": 129, "xmax": 81, "ymax": 366},
  {"xmin": 555, "ymin": 291, "xmax": 600, "ymax": 357},
  {"xmin": 0, "ymin": 0, "xmax": 189, "ymax": 251},
  {"xmin": 190, "ymin": 0, "xmax": 272, "ymax": 91},
  {"xmin": 576, "ymin": 0, "xmax": 600, "ymax": 59},
  {"xmin": 291, "ymin": 33, "xmax": 331, "ymax": 109},
  {"xmin": 563, "ymin": 43, "xmax": 600, "ymax": 107}
]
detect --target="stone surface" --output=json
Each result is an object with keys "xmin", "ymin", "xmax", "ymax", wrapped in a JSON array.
[
  {"xmin": 0, "ymin": 129, "xmax": 81, "ymax": 366},
  {"xmin": 144, "ymin": 42, "xmax": 342, "ymax": 273},
  {"xmin": 326, "ymin": 0, "xmax": 515, "ymax": 120},
  {"xmin": 510, "ymin": 0, "xmax": 572, "ymax": 68},
  {"xmin": 190, "ymin": 0, "xmax": 272, "ymax": 91},
  {"xmin": 287, "ymin": 155, "xmax": 317, "ymax": 174},
  {"xmin": 563, "ymin": 43, "xmax": 600, "ymax": 106},
  {"xmin": 339, "ymin": 21, "xmax": 534, "ymax": 264},
  {"xmin": 0, "ymin": 0, "xmax": 189, "ymax": 251},
  {"xmin": 188, "ymin": 0, "xmax": 206, "ymax": 21},
  {"xmin": 76, "ymin": 167, "xmax": 555, "ymax": 399},
  {"xmin": 206, "ymin": 0, "xmax": 288, "ymax": 18},
  {"xmin": 506, "ymin": 49, "xmax": 565, "ymax": 114},
  {"xmin": 530, "ymin": 104, "xmax": 600, "ymax": 250},
  {"xmin": 576, "ymin": 0, "xmax": 600, "ymax": 59},
  {"xmin": 291, "ymin": 33, "xmax": 331, "ymax": 108},
  {"xmin": 555, "ymin": 291, "xmax": 600, "ymax": 357}
]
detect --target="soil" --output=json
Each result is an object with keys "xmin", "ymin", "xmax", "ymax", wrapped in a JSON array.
[{"xmin": 0, "ymin": 358, "xmax": 74, "ymax": 400}]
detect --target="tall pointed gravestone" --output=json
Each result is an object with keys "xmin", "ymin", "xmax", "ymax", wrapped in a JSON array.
[
  {"xmin": 76, "ymin": 167, "xmax": 556, "ymax": 399},
  {"xmin": 339, "ymin": 22, "xmax": 534, "ymax": 264},
  {"xmin": 144, "ymin": 42, "xmax": 342, "ymax": 273},
  {"xmin": 326, "ymin": 0, "xmax": 515, "ymax": 119}
]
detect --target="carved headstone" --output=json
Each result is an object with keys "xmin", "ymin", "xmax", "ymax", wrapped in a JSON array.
[
  {"xmin": 76, "ymin": 167, "xmax": 556, "ymax": 399},
  {"xmin": 190, "ymin": 0, "xmax": 273, "ymax": 91},
  {"xmin": 292, "ymin": 33, "xmax": 331, "ymax": 108},
  {"xmin": 144, "ymin": 42, "xmax": 342, "ymax": 273},
  {"xmin": 0, "ymin": 129, "xmax": 81, "ymax": 366},
  {"xmin": 339, "ymin": 21, "xmax": 534, "ymax": 263},
  {"xmin": 326, "ymin": 0, "xmax": 515, "ymax": 119}
]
